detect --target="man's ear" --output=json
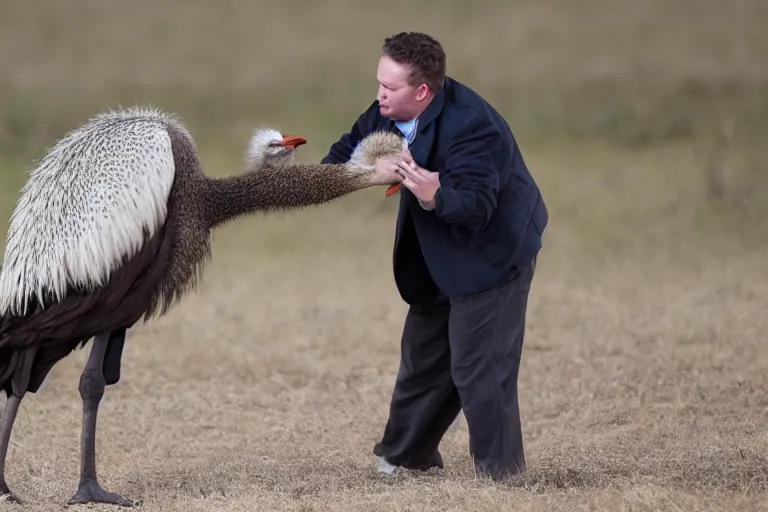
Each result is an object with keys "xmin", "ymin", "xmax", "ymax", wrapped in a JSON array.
[{"xmin": 415, "ymin": 83, "xmax": 431, "ymax": 101}]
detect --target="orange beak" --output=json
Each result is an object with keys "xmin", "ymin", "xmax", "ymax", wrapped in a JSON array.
[
  {"xmin": 280, "ymin": 135, "xmax": 307, "ymax": 149},
  {"xmin": 385, "ymin": 184, "xmax": 401, "ymax": 197}
]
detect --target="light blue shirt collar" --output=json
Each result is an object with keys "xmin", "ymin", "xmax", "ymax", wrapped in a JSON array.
[{"xmin": 395, "ymin": 118, "xmax": 419, "ymax": 145}]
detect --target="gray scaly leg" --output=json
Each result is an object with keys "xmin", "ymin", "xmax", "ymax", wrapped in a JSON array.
[
  {"xmin": 0, "ymin": 394, "xmax": 22, "ymax": 504},
  {"xmin": 67, "ymin": 332, "xmax": 139, "ymax": 507}
]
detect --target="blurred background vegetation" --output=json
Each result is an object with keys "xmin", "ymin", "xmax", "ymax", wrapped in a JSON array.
[{"xmin": 0, "ymin": 0, "xmax": 766, "ymax": 266}]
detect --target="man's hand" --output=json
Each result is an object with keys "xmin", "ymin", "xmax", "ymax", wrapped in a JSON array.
[
  {"xmin": 371, "ymin": 155, "xmax": 405, "ymax": 186},
  {"xmin": 395, "ymin": 156, "xmax": 441, "ymax": 208}
]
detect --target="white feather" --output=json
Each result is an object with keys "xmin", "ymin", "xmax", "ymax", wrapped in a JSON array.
[
  {"xmin": 0, "ymin": 106, "xmax": 179, "ymax": 317},
  {"xmin": 245, "ymin": 128, "xmax": 296, "ymax": 170},
  {"xmin": 246, "ymin": 128, "xmax": 283, "ymax": 166}
]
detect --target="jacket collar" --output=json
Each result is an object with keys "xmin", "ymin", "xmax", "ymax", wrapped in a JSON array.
[{"xmin": 416, "ymin": 81, "xmax": 446, "ymax": 131}]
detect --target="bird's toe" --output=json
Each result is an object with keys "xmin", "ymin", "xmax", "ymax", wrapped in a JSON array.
[
  {"xmin": 0, "ymin": 491, "xmax": 22, "ymax": 505},
  {"xmin": 67, "ymin": 480, "xmax": 140, "ymax": 507}
]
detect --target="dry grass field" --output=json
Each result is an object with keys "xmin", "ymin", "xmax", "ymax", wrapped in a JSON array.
[{"xmin": 1, "ymin": 1, "xmax": 767, "ymax": 510}]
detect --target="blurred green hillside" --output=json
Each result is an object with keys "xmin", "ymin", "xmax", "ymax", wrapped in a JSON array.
[{"xmin": 1, "ymin": 0, "xmax": 766, "ymax": 258}]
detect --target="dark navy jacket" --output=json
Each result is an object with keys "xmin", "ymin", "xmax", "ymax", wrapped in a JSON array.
[{"xmin": 322, "ymin": 76, "xmax": 548, "ymax": 304}]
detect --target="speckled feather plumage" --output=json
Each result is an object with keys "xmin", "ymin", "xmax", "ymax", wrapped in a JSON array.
[
  {"xmin": 0, "ymin": 106, "xmax": 182, "ymax": 317},
  {"xmin": 0, "ymin": 105, "xmax": 407, "ymax": 403},
  {"xmin": 0, "ymin": 109, "xmax": 406, "ymax": 323}
]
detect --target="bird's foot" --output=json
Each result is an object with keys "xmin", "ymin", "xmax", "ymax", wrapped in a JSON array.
[{"xmin": 67, "ymin": 479, "xmax": 140, "ymax": 507}]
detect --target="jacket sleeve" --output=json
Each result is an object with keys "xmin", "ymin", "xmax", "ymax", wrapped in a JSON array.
[
  {"xmin": 434, "ymin": 113, "xmax": 502, "ymax": 232},
  {"xmin": 321, "ymin": 101, "xmax": 379, "ymax": 164}
]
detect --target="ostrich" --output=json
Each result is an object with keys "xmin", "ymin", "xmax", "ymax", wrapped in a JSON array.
[{"xmin": 0, "ymin": 106, "xmax": 406, "ymax": 507}]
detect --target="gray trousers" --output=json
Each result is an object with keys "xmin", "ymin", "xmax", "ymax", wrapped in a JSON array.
[{"xmin": 373, "ymin": 256, "xmax": 536, "ymax": 480}]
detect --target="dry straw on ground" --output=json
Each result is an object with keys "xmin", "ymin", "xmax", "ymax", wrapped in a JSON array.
[{"xmin": 1, "ymin": 0, "xmax": 767, "ymax": 510}]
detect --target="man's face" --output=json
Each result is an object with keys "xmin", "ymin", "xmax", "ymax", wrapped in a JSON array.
[{"xmin": 376, "ymin": 55, "xmax": 429, "ymax": 121}]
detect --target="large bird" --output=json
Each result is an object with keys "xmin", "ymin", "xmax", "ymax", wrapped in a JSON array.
[{"xmin": 0, "ymin": 106, "xmax": 406, "ymax": 507}]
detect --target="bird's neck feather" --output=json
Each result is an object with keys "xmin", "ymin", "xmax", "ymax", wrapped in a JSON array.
[{"xmin": 201, "ymin": 162, "xmax": 374, "ymax": 229}]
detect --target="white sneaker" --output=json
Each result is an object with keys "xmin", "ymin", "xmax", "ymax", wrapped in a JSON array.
[{"xmin": 377, "ymin": 456, "xmax": 398, "ymax": 475}]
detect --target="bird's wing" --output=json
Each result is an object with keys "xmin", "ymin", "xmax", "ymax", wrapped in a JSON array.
[{"xmin": 0, "ymin": 107, "xmax": 177, "ymax": 317}]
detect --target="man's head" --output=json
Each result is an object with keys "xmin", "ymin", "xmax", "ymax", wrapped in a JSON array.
[{"xmin": 376, "ymin": 32, "xmax": 446, "ymax": 121}]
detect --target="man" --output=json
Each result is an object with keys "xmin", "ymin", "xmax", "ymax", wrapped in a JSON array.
[{"xmin": 321, "ymin": 32, "xmax": 548, "ymax": 481}]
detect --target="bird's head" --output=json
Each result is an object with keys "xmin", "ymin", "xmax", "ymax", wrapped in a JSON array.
[
  {"xmin": 348, "ymin": 131, "xmax": 408, "ymax": 168},
  {"xmin": 346, "ymin": 130, "xmax": 409, "ymax": 196},
  {"xmin": 246, "ymin": 128, "xmax": 307, "ymax": 171}
]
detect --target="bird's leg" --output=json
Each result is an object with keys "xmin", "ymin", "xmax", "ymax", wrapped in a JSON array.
[
  {"xmin": 67, "ymin": 332, "xmax": 138, "ymax": 507},
  {"xmin": 0, "ymin": 393, "xmax": 22, "ymax": 504},
  {"xmin": 103, "ymin": 328, "xmax": 127, "ymax": 385}
]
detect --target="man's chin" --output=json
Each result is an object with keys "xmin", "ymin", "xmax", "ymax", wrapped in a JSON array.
[{"xmin": 380, "ymin": 108, "xmax": 407, "ymax": 121}]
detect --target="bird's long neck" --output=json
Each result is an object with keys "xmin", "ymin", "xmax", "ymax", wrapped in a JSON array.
[{"xmin": 201, "ymin": 162, "xmax": 374, "ymax": 229}]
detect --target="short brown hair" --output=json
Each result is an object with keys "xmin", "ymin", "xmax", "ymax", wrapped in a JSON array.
[{"xmin": 382, "ymin": 32, "xmax": 446, "ymax": 93}]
